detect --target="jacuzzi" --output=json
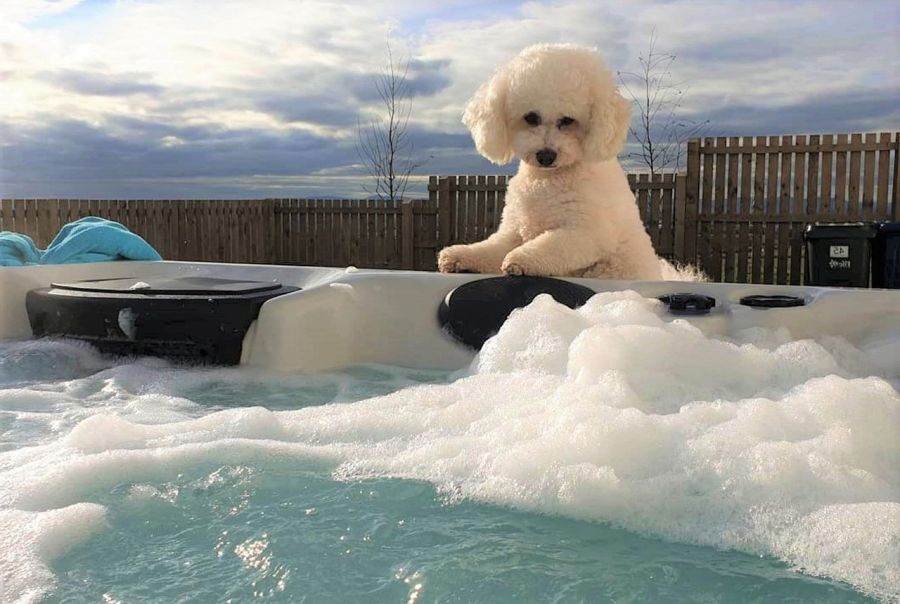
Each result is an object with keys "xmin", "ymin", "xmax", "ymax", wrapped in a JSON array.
[
  {"xmin": 1, "ymin": 261, "xmax": 899, "ymax": 602},
  {"xmin": 2, "ymin": 260, "xmax": 898, "ymax": 372}
]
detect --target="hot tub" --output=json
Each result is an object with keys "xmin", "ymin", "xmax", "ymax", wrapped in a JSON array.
[{"xmin": 0, "ymin": 261, "xmax": 897, "ymax": 603}]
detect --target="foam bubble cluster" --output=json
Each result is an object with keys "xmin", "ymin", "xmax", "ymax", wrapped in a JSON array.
[{"xmin": 0, "ymin": 291, "xmax": 897, "ymax": 601}]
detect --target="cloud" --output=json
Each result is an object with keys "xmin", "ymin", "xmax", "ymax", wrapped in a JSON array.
[
  {"xmin": 0, "ymin": 0, "xmax": 86, "ymax": 23},
  {"xmin": 0, "ymin": 0, "xmax": 898, "ymax": 198},
  {"xmin": 39, "ymin": 69, "xmax": 164, "ymax": 96},
  {"xmin": 255, "ymin": 94, "xmax": 362, "ymax": 128}
]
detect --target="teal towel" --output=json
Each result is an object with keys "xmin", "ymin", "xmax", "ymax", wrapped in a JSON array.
[
  {"xmin": 40, "ymin": 217, "xmax": 162, "ymax": 264},
  {"xmin": 0, "ymin": 232, "xmax": 42, "ymax": 266},
  {"xmin": 0, "ymin": 217, "xmax": 161, "ymax": 266}
]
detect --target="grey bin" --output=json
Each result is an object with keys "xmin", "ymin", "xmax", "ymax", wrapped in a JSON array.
[
  {"xmin": 803, "ymin": 223, "xmax": 877, "ymax": 288},
  {"xmin": 872, "ymin": 222, "xmax": 900, "ymax": 289}
]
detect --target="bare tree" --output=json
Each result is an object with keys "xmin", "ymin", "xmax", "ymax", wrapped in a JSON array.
[
  {"xmin": 356, "ymin": 40, "xmax": 427, "ymax": 202},
  {"xmin": 618, "ymin": 31, "xmax": 709, "ymax": 175}
]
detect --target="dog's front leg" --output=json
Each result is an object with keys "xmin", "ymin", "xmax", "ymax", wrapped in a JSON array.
[
  {"xmin": 438, "ymin": 229, "xmax": 522, "ymax": 274},
  {"xmin": 501, "ymin": 229, "xmax": 606, "ymax": 277}
]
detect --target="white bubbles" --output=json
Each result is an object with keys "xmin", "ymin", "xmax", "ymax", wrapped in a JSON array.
[
  {"xmin": 0, "ymin": 504, "xmax": 107, "ymax": 604},
  {"xmin": 311, "ymin": 293, "xmax": 899, "ymax": 599},
  {"xmin": 0, "ymin": 292, "xmax": 898, "ymax": 601}
]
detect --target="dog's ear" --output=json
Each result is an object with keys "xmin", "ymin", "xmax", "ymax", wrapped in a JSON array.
[
  {"xmin": 583, "ymin": 89, "xmax": 631, "ymax": 162},
  {"xmin": 463, "ymin": 71, "xmax": 513, "ymax": 165}
]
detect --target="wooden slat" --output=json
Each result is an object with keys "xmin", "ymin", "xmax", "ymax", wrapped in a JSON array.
[
  {"xmin": 834, "ymin": 134, "xmax": 849, "ymax": 217},
  {"xmin": 876, "ymin": 132, "xmax": 891, "ymax": 218},
  {"xmin": 216, "ymin": 200, "xmax": 226, "ymax": 261},
  {"xmin": 279, "ymin": 200, "xmax": 290, "ymax": 265},
  {"xmin": 464, "ymin": 175, "xmax": 476, "ymax": 243},
  {"xmin": 485, "ymin": 175, "xmax": 497, "ymax": 237},
  {"xmin": 789, "ymin": 135, "xmax": 807, "ymax": 284},
  {"xmin": 848, "ymin": 133, "xmax": 862, "ymax": 218},
  {"xmin": 293, "ymin": 199, "xmax": 302, "ymax": 265},
  {"xmin": 700, "ymin": 137, "xmax": 714, "ymax": 215},
  {"xmin": 862, "ymin": 132, "xmax": 877, "ymax": 219},
  {"xmin": 313, "ymin": 199, "xmax": 323, "ymax": 266},
  {"xmin": 819, "ymin": 134, "xmax": 834, "ymax": 218},
  {"xmin": 374, "ymin": 199, "xmax": 385, "ymax": 267},
  {"xmin": 722, "ymin": 137, "xmax": 739, "ymax": 282},
  {"xmin": 38, "ymin": 200, "xmax": 53, "ymax": 248},
  {"xmin": 496, "ymin": 175, "xmax": 507, "ymax": 223},
  {"xmin": 683, "ymin": 140, "xmax": 700, "ymax": 264},
  {"xmin": 673, "ymin": 174, "xmax": 686, "ymax": 262},
  {"xmin": 650, "ymin": 174, "xmax": 662, "ymax": 249},
  {"xmin": 708, "ymin": 137, "xmax": 727, "ymax": 281},
  {"xmin": 12, "ymin": 199, "xmax": 24, "ymax": 234},
  {"xmin": 637, "ymin": 172, "xmax": 650, "ymax": 238},
  {"xmin": 806, "ymin": 134, "xmax": 821, "ymax": 217},
  {"xmin": 335, "ymin": 199, "xmax": 345, "ymax": 266},
  {"xmin": 401, "ymin": 200, "xmax": 414, "ymax": 269},
  {"xmin": 893, "ymin": 132, "xmax": 900, "ymax": 221},
  {"xmin": 386, "ymin": 200, "xmax": 398, "ymax": 268},
  {"xmin": 763, "ymin": 137, "xmax": 780, "ymax": 284},
  {"xmin": 25, "ymin": 199, "xmax": 39, "ymax": 246},
  {"xmin": 750, "ymin": 143, "xmax": 766, "ymax": 283},
  {"xmin": 455, "ymin": 176, "xmax": 465, "ymax": 243},
  {"xmin": 0, "ymin": 199, "xmax": 13, "ymax": 233},
  {"xmin": 363, "ymin": 198, "xmax": 374, "ymax": 267},
  {"xmin": 437, "ymin": 177, "xmax": 450, "ymax": 248},
  {"xmin": 776, "ymin": 136, "xmax": 792, "ymax": 284},
  {"xmin": 737, "ymin": 139, "xmax": 752, "ymax": 282},
  {"xmin": 660, "ymin": 173, "xmax": 674, "ymax": 258},
  {"xmin": 427, "ymin": 180, "xmax": 440, "ymax": 269},
  {"xmin": 475, "ymin": 175, "xmax": 486, "ymax": 241},
  {"xmin": 349, "ymin": 199, "xmax": 361, "ymax": 267}
]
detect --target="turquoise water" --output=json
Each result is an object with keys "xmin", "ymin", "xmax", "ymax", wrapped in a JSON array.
[
  {"xmin": 2, "ymin": 291, "xmax": 898, "ymax": 603},
  {"xmin": 47, "ymin": 467, "xmax": 869, "ymax": 604}
]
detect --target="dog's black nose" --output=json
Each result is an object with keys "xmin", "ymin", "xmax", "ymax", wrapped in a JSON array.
[{"xmin": 536, "ymin": 148, "xmax": 557, "ymax": 167}]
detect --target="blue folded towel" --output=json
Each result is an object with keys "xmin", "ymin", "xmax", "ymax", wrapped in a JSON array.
[
  {"xmin": 0, "ymin": 217, "xmax": 161, "ymax": 266},
  {"xmin": 0, "ymin": 232, "xmax": 42, "ymax": 266},
  {"xmin": 41, "ymin": 217, "xmax": 162, "ymax": 265}
]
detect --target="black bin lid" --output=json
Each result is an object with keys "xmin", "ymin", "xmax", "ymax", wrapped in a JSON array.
[
  {"xmin": 50, "ymin": 276, "xmax": 284, "ymax": 296},
  {"xmin": 804, "ymin": 222, "xmax": 877, "ymax": 240},
  {"xmin": 876, "ymin": 222, "xmax": 900, "ymax": 234}
]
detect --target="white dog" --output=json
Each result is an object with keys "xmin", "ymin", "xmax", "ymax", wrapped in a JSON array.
[{"xmin": 438, "ymin": 44, "xmax": 699, "ymax": 281}]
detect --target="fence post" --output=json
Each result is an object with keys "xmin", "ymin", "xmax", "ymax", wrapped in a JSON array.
[
  {"xmin": 437, "ymin": 176, "xmax": 451, "ymax": 248},
  {"xmin": 673, "ymin": 173, "xmax": 687, "ymax": 262},
  {"xmin": 264, "ymin": 199, "xmax": 277, "ymax": 264},
  {"xmin": 401, "ymin": 200, "xmax": 415, "ymax": 270},
  {"xmin": 893, "ymin": 131, "xmax": 900, "ymax": 221},
  {"xmin": 683, "ymin": 139, "xmax": 701, "ymax": 264}
]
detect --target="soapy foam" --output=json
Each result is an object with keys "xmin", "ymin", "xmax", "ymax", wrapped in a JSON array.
[
  {"xmin": 0, "ymin": 291, "xmax": 898, "ymax": 601},
  {"xmin": 0, "ymin": 504, "xmax": 107, "ymax": 604}
]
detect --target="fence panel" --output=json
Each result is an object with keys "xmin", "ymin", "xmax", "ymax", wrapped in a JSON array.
[
  {"xmin": 683, "ymin": 131, "xmax": 898, "ymax": 284},
  {"xmin": 2, "ymin": 131, "xmax": 897, "ymax": 284}
]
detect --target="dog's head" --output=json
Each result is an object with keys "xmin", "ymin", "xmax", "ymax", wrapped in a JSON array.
[{"xmin": 463, "ymin": 44, "xmax": 631, "ymax": 169}]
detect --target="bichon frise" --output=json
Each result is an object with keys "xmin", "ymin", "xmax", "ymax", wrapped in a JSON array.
[{"xmin": 438, "ymin": 44, "xmax": 700, "ymax": 281}]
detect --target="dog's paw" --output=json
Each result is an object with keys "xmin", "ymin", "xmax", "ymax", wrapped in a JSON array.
[
  {"xmin": 501, "ymin": 261, "xmax": 526, "ymax": 276},
  {"xmin": 438, "ymin": 246, "xmax": 472, "ymax": 273},
  {"xmin": 501, "ymin": 251, "xmax": 543, "ymax": 277}
]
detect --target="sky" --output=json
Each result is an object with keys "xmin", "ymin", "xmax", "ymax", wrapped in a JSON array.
[{"xmin": 0, "ymin": 0, "xmax": 898, "ymax": 199}]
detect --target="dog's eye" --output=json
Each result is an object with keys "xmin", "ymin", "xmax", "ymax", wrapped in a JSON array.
[
  {"xmin": 523, "ymin": 112, "xmax": 541, "ymax": 126},
  {"xmin": 558, "ymin": 116, "xmax": 576, "ymax": 128}
]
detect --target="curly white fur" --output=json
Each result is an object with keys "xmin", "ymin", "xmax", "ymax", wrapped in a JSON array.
[{"xmin": 439, "ymin": 44, "xmax": 701, "ymax": 282}]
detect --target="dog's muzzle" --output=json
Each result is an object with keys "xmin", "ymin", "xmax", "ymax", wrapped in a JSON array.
[{"xmin": 536, "ymin": 148, "xmax": 557, "ymax": 167}]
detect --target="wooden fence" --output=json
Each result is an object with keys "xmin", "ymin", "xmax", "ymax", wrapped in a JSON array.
[
  {"xmin": 0, "ymin": 174, "xmax": 680, "ymax": 273},
  {"xmin": 685, "ymin": 132, "xmax": 899, "ymax": 284},
  {"xmin": 1, "ymin": 131, "xmax": 897, "ymax": 284}
]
